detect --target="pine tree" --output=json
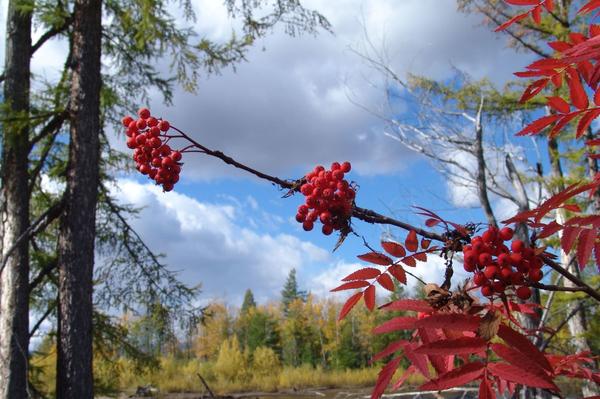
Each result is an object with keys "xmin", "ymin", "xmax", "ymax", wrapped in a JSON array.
[
  {"xmin": 281, "ymin": 268, "xmax": 306, "ymax": 315},
  {"xmin": 241, "ymin": 289, "xmax": 256, "ymax": 314}
]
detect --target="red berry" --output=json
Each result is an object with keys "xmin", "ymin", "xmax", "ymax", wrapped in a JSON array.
[
  {"xmin": 510, "ymin": 272, "xmax": 525, "ymax": 285},
  {"xmin": 171, "ymin": 151, "xmax": 182, "ymax": 162},
  {"xmin": 149, "ymin": 137, "xmax": 162, "ymax": 148},
  {"xmin": 511, "ymin": 240, "xmax": 525, "ymax": 253},
  {"xmin": 138, "ymin": 108, "xmax": 151, "ymax": 119},
  {"xmin": 500, "ymin": 267, "xmax": 513, "ymax": 280},
  {"xmin": 528, "ymin": 268, "xmax": 543, "ymax": 282},
  {"xmin": 492, "ymin": 280, "xmax": 505, "ymax": 293},
  {"xmin": 148, "ymin": 126, "xmax": 161, "ymax": 137},
  {"xmin": 510, "ymin": 252, "xmax": 523, "ymax": 266},
  {"xmin": 158, "ymin": 120, "xmax": 170, "ymax": 132},
  {"xmin": 482, "ymin": 229, "xmax": 496, "ymax": 244},
  {"xmin": 464, "ymin": 262, "xmax": 476, "ymax": 272},
  {"xmin": 301, "ymin": 184, "xmax": 314, "ymax": 196},
  {"xmin": 481, "ymin": 285, "xmax": 493, "ymax": 297},
  {"xmin": 322, "ymin": 224, "xmax": 333, "ymax": 235},
  {"xmin": 161, "ymin": 157, "xmax": 174, "ymax": 167},
  {"xmin": 473, "ymin": 272, "xmax": 487, "ymax": 286},
  {"xmin": 516, "ymin": 286, "xmax": 531, "ymax": 300},
  {"xmin": 302, "ymin": 220, "xmax": 314, "ymax": 231},
  {"xmin": 499, "ymin": 227, "xmax": 514, "ymax": 241},
  {"xmin": 497, "ymin": 253, "xmax": 510, "ymax": 266},
  {"xmin": 135, "ymin": 134, "xmax": 147, "ymax": 145},
  {"xmin": 139, "ymin": 164, "xmax": 151, "ymax": 175},
  {"xmin": 126, "ymin": 138, "xmax": 137, "ymax": 149},
  {"xmin": 483, "ymin": 266, "xmax": 498, "ymax": 279},
  {"xmin": 295, "ymin": 213, "xmax": 306, "ymax": 223},
  {"xmin": 341, "ymin": 161, "xmax": 351, "ymax": 173},
  {"xmin": 136, "ymin": 119, "xmax": 147, "ymax": 130},
  {"xmin": 147, "ymin": 116, "xmax": 158, "ymax": 127},
  {"xmin": 478, "ymin": 252, "xmax": 492, "ymax": 266},
  {"xmin": 163, "ymin": 183, "xmax": 174, "ymax": 192},
  {"xmin": 298, "ymin": 205, "xmax": 309, "ymax": 214},
  {"xmin": 122, "ymin": 115, "xmax": 134, "ymax": 127}
]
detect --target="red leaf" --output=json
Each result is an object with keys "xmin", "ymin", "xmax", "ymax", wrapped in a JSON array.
[
  {"xmin": 567, "ymin": 68, "xmax": 589, "ymax": 110},
  {"xmin": 548, "ymin": 41, "xmax": 572, "ymax": 52},
  {"xmin": 577, "ymin": 228, "xmax": 596, "ymax": 269},
  {"xmin": 421, "ymin": 238, "xmax": 431, "ymax": 249},
  {"xmin": 392, "ymin": 365, "xmax": 416, "ymax": 390},
  {"xmin": 379, "ymin": 299, "xmax": 433, "ymax": 313},
  {"xmin": 338, "ymin": 292, "xmax": 362, "ymax": 320},
  {"xmin": 425, "ymin": 218, "xmax": 441, "ymax": 227},
  {"xmin": 373, "ymin": 317, "xmax": 418, "ymax": 334},
  {"xmin": 495, "ymin": 11, "xmax": 528, "ymax": 31},
  {"xmin": 497, "ymin": 324, "xmax": 553, "ymax": 372},
  {"xmin": 371, "ymin": 357, "xmax": 401, "ymax": 399},
  {"xmin": 544, "ymin": 0, "xmax": 554, "ymax": 12},
  {"xmin": 414, "ymin": 336, "xmax": 487, "ymax": 355},
  {"xmin": 577, "ymin": 109, "xmax": 600, "ymax": 138},
  {"xmin": 549, "ymin": 112, "xmax": 580, "ymax": 138},
  {"xmin": 342, "ymin": 267, "xmax": 381, "ymax": 281},
  {"xmin": 377, "ymin": 273, "xmax": 395, "ymax": 292},
  {"xmin": 381, "ymin": 241, "xmax": 406, "ymax": 257},
  {"xmin": 372, "ymin": 340, "xmax": 407, "ymax": 362},
  {"xmin": 516, "ymin": 114, "xmax": 560, "ymax": 136},
  {"xmin": 591, "ymin": 24, "xmax": 600, "ymax": 37},
  {"xmin": 357, "ymin": 252, "xmax": 393, "ymax": 266},
  {"xmin": 505, "ymin": 0, "xmax": 539, "ymax": 4},
  {"xmin": 594, "ymin": 241, "xmax": 600, "ymax": 271},
  {"xmin": 400, "ymin": 256, "xmax": 416, "ymax": 267},
  {"xmin": 532, "ymin": 5, "xmax": 542, "ymax": 24},
  {"xmin": 488, "ymin": 363, "xmax": 558, "ymax": 390},
  {"xmin": 416, "ymin": 313, "xmax": 481, "ymax": 331},
  {"xmin": 538, "ymin": 221, "xmax": 564, "ymax": 239},
  {"xmin": 594, "ymin": 86, "xmax": 600, "ymax": 105},
  {"xmin": 404, "ymin": 343, "xmax": 431, "ymax": 378},
  {"xmin": 413, "ymin": 252, "xmax": 427, "ymax": 262},
  {"xmin": 331, "ymin": 280, "xmax": 370, "ymax": 292},
  {"xmin": 570, "ymin": 32, "xmax": 589, "ymax": 44},
  {"xmin": 364, "ymin": 285, "xmax": 375, "ymax": 311},
  {"xmin": 580, "ymin": 0, "xmax": 600, "ymax": 14},
  {"xmin": 562, "ymin": 226, "xmax": 582, "ymax": 253},
  {"xmin": 405, "ymin": 230, "xmax": 418, "ymax": 252},
  {"xmin": 519, "ymin": 78, "xmax": 550, "ymax": 103},
  {"xmin": 547, "ymin": 96, "xmax": 571, "ymax": 113},
  {"xmin": 479, "ymin": 377, "xmax": 496, "ymax": 399},
  {"xmin": 551, "ymin": 72, "xmax": 563, "ymax": 88},
  {"xmin": 491, "ymin": 343, "xmax": 551, "ymax": 381},
  {"xmin": 387, "ymin": 265, "xmax": 407, "ymax": 284},
  {"xmin": 419, "ymin": 362, "xmax": 485, "ymax": 390}
]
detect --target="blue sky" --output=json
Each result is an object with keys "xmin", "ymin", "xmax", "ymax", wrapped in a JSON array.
[{"xmin": 1, "ymin": 0, "xmax": 545, "ymax": 307}]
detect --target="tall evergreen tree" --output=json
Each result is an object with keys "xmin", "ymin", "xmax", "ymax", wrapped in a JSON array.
[
  {"xmin": 281, "ymin": 268, "xmax": 306, "ymax": 314},
  {"xmin": 240, "ymin": 289, "xmax": 256, "ymax": 314}
]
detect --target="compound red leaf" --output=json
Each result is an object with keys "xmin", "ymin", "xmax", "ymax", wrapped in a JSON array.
[
  {"xmin": 342, "ymin": 267, "xmax": 381, "ymax": 281},
  {"xmin": 479, "ymin": 377, "xmax": 496, "ymax": 399},
  {"xmin": 491, "ymin": 343, "xmax": 551, "ymax": 380},
  {"xmin": 331, "ymin": 280, "xmax": 370, "ymax": 292},
  {"xmin": 388, "ymin": 265, "xmax": 407, "ymax": 284},
  {"xmin": 547, "ymin": 96, "xmax": 571, "ymax": 113},
  {"xmin": 364, "ymin": 285, "xmax": 376, "ymax": 311},
  {"xmin": 419, "ymin": 362, "xmax": 485, "ymax": 390},
  {"xmin": 567, "ymin": 68, "xmax": 589, "ymax": 110},
  {"xmin": 414, "ymin": 336, "xmax": 487, "ymax": 355},
  {"xmin": 488, "ymin": 363, "xmax": 559, "ymax": 391},
  {"xmin": 415, "ymin": 313, "xmax": 481, "ymax": 331},
  {"xmin": 377, "ymin": 273, "xmax": 395, "ymax": 292},
  {"xmin": 577, "ymin": 228, "xmax": 596, "ymax": 269},
  {"xmin": 373, "ymin": 317, "xmax": 418, "ymax": 334},
  {"xmin": 405, "ymin": 230, "xmax": 419, "ymax": 252},
  {"xmin": 371, "ymin": 357, "xmax": 401, "ymax": 399},
  {"xmin": 497, "ymin": 324, "xmax": 552, "ymax": 372},
  {"xmin": 577, "ymin": 109, "xmax": 600, "ymax": 138},
  {"xmin": 338, "ymin": 292, "xmax": 363, "ymax": 321},
  {"xmin": 372, "ymin": 340, "xmax": 407, "ymax": 362},
  {"xmin": 379, "ymin": 299, "xmax": 433, "ymax": 313},
  {"xmin": 381, "ymin": 241, "xmax": 406, "ymax": 258},
  {"xmin": 516, "ymin": 114, "xmax": 560, "ymax": 136},
  {"xmin": 358, "ymin": 252, "xmax": 393, "ymax": 266}
]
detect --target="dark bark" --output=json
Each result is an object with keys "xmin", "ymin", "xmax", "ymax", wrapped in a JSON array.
[
  {"xmin": 0, "ymin": 0, "xmax": 32, "ymax": 397},
  {"xmin": 55, "ymin": 0, "xmax": 102, "ymax": 397}
]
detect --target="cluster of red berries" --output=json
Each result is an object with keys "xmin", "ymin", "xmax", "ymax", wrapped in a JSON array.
[
  {"xmin": 122, "ymin": 108, "xmax": 182, "ymax": 192},
  {"xmin": 296, "ymin": 162, "xmax": 355, "ymax": 235},
  {"xmin": 462, "ymin": 226, "xmax": 543, "ymax": 300}
]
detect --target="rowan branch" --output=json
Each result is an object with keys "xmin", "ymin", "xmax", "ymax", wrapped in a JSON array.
[{"xmin": 541, "ymin": 257, "xmax": 600, "ymax": 302}]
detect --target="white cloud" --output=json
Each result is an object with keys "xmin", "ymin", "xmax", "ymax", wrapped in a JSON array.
[{"xmin": 110, "ymin": 179, "xmax": 330, "ymax": 305}]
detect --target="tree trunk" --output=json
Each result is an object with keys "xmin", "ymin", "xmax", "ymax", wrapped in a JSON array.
[
  {"xmin": 55, "ymin": 0, "xmax": 102, "ymax": 397},
  {"xmin": 0, "ymin": 1, "xmax": 32, "ymax": 397}
]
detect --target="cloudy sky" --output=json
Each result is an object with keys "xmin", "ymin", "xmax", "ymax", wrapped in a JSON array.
[{"xmin": 2, "ymin": 0, "xmax": 536, "ymax": 307}]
